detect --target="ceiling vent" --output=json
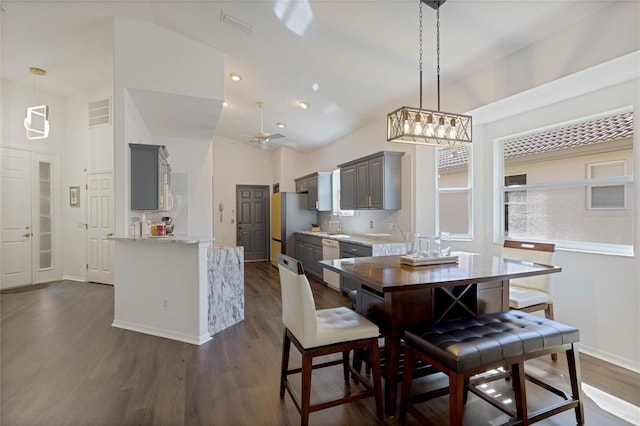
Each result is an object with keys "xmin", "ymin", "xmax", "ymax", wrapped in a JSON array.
[
  {"xmin": 88, "ymin": 97, "xmax": 111, "ymax": 128},
  {"xmin": 220, "ymin": 11, "xmax": 253, "ymax": 34}
]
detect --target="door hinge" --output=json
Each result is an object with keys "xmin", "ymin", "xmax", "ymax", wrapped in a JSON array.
[
  {"xmin": 85, "ymin": 223, "xmax": 88, "ymax": 230},
  {"xmin": 86, "ymin": 184, "xmax": 88, "ymax": 190},
  {"xmin": 86, "ymin": 264, "xmax": 88, "ymax": 270}
]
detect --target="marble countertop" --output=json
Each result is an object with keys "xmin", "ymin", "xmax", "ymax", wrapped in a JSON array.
[
  {"xmin": 109, "ymin": 235, "xmax": 214, "ymax": 245},
  {"xmin": 295, "ymin": 230, "xmax": 407, "ymax": 247}
]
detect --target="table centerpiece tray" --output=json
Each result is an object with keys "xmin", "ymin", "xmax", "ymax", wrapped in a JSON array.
[{"xmin": 399, "ymin": 254, "xmax": 459, "ymax": 267}]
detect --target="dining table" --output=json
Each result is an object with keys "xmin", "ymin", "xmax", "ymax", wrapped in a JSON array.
[{"xmin": 320, "ymin": 251, "xmax": 562, "ymax": 417}]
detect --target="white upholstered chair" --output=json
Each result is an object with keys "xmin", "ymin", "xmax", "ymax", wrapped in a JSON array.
[
  {"xmin": 277, "ymin": 253, "xmax": 383, "ymax": 425},
  {"xmin": 502, "ymin": 239, "xmax": 557, "ymax": 360}
]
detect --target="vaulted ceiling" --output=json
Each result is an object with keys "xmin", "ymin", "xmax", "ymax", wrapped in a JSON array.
[{"xmin": 1, "ymin": 1, "xmax": 615, "ymax": 152}]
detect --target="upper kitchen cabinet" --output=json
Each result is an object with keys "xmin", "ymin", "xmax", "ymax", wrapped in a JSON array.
[
  {"xmin": 295, "ymin": 172, "xmax": 332, "ymax": 211},
  {"xmin": 338, "ymin": 151, "xmax": 404, "ymax": 210},
  {"xmin": 130, "ymin": 144, "xmax": 172, "ymax": 211}
]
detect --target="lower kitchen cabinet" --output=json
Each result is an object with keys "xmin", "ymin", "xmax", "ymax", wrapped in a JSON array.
[
  {"xmin": 295, "ymin": 233, "xmax": 323, "ymax": 281},
  {"xmin": 340, "ymin": 242, "xmax": 372, "ymax": 294}
]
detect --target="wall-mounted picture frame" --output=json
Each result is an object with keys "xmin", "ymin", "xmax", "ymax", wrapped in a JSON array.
[{"xmin": 70, "ymin": 186, "xmax": 80, "ymax": 207}]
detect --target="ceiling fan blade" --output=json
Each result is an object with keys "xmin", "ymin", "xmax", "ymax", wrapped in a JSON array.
[{"xmin": 267, "ymin": 133, "xmax": 285, "ymax": 140}]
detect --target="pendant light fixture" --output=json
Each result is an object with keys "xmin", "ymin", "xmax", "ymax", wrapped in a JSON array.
[
  {"xmin": 24, "ymin": 67, "xmax": 50, "ymax": 140},
  {"xmin": 387, "ymin": 0, "xmax": 471, "ymax": 147}
]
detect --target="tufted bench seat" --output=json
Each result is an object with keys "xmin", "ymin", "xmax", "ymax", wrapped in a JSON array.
[{"xmin": 399, "ymin": 310, "xmax": 584, "ymax": 426}]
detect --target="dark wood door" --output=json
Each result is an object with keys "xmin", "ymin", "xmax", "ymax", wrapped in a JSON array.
[{"xmin": 236, "ymin": 185, "xmax": 269, "ymax": 261}]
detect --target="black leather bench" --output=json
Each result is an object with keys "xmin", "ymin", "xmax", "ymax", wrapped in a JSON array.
[{"xmin": 399, "ymin": 310, "xmax": 584, "ymax": 426}]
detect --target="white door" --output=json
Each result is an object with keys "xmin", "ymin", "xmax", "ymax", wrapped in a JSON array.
[
  {"xmin": 87, "ymin": 171, "xmax": 114, "ymax": 285},
  {"xmin": 1, "ymin": 147, "xmax": 33, "ymax": 289}
]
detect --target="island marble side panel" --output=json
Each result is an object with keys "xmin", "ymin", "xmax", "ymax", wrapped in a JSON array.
[{"xmin": 207, "ymin": 246, "xmax": 245, "ymax": 335}]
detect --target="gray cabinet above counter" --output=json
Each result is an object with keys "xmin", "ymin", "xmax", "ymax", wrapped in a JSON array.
[
  {"xmin": 338, "ymin": 151, "xmax": 403, "ymax": 210},
  {"xmin": 295, "ymin": 171, "xmax": 332, "ymax": 211},
  {"xmin": 130, "ymin": 143, "xmax": 172, "ymax": 211}
]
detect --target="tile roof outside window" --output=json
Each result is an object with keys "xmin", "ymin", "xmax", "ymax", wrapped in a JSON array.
[{"xmin": 438, "ymin": 111, "xmax": 634, "ymax": 170}]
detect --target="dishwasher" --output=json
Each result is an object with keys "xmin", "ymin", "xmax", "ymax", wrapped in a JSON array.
[{"xmin": 321, "ymin": 238, "xmax": 341, "ymax": 292}]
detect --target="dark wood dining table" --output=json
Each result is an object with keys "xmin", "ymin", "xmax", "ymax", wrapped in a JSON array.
[{"xmin": 321, "ymin": 252, "xmax": 562, "ymax": 417}]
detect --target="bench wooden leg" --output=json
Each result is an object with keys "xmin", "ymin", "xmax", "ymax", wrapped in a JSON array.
[
  {"xmin": 566, "ymin": 344, "xmax": 585, "ymax": 425},
  {"xmin": 449, "ymin": 373, "xmax": 465, "ymax": 426},
  {"xmin": 511, "ymin": 362, "xmax": 528, "ymax": 421}
]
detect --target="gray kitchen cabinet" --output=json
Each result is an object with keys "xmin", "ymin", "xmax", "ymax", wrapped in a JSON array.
[
  {"xmin": 340, "ymin": 164, "xmax": 357, "ymax": 210},
  {"xmin": 338, "ymin": 151, "xmax": 403, "ymax": 210},
  {"xmin": 130, "ymin": 143, "xmax": 171, "ymax": 211},
  {"xmin": 295, "ymin": 233, "xmax": 323, "ymax": 281},
  {"xmin": 295, "ymin": 172, "xmax": 332, "ymax": 211},
  {"xmin": 340, "ymin": 242, "xmax": 372, "ymax": 294}
]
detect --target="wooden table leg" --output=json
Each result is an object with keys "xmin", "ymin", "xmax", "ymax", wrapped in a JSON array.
[{"xmin": 384, "ymin": 329, "xmax": 401, "ymax": 416}]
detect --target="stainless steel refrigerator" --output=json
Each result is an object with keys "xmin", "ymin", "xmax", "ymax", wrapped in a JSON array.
[{"xmin": 270, "ymin": 192, "xmax": 318, "ymax": 266}]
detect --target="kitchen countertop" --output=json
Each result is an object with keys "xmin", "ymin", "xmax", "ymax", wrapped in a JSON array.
[
  {"xmin": 296, "ymin": 230, "xmax": 408, "ymax": 248},
  {"xmin": 108, "ymin": 235, "xmax": 214, "ymax": 245}
]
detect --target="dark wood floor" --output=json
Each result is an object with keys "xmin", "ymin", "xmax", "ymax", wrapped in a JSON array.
[{"xmin": 1, "ymin": 261, "xmax": 638, "ymax": 425}]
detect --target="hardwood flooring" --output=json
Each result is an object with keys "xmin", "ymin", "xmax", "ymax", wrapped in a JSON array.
[{"xmin": 1, "ymin": 261, "xmax": 638, "ymax": 425}]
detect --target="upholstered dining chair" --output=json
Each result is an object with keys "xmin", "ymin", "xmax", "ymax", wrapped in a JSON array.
[
  {"xmin": 502, "ymin": 239, "xmax": 557, "ymax": 360},
  {"xmin": 277, "ymin": 254, "xmax": 383, "ymax": 425}
]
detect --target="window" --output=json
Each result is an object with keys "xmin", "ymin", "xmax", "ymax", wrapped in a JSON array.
[
  {"xmin": 498, "ymin": 109, "xmax": 634, "ymax": 255},
  {"xmin": 587, "ymin": 161, "xmax": 626, "ymax": 209},
  {"xmin": 437, "ymin": 145, "xmax": 472, "ymax": 239}
]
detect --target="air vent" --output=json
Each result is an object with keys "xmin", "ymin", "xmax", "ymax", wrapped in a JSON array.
[
  {"xmin": 220, "ymin": 11, "xmax": 253, "ymax": 34},
  {"xmin": 88, "ymin": 97, "xmax": 111, "ymax": 128}
]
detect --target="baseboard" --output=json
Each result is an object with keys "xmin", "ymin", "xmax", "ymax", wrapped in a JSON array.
[
  {"xmin": 111, "ymin": 320, "xmax": 212, "ymax": 346},
  {"xmin": 62, "ymin": 275, "xmax": 85, "ymax": 282},
  {"xmin": 579, "ymin": 344, "xmax": 640, "ymax": 374}
]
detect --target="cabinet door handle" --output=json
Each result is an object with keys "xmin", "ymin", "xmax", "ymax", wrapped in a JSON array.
[{"xmin": 351, "ymin": 248, "xmax": 358, "ymax": 252}]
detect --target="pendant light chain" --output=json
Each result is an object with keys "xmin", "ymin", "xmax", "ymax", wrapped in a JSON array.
[
  {"xmin": 418, "ymin": 0, "xmax": 423, "ymax": 109},
  {"xmin": 436, "ymin": 6, "xmax": 441, "ymax": 111}
]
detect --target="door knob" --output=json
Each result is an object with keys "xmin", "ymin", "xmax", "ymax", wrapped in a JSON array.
[{"xmin": 23, "ymin": 233, "xmax": 32, "ymax": 238}]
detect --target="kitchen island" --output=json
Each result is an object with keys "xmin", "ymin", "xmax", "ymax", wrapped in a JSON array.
[{"xmin": 110, "ymin": 236, "xmax": 244, "ymax": 345}]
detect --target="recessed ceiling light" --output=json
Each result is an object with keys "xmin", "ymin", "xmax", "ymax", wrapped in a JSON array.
[
  {"xmin": 298, "ymin": 101, "xmax": 310, "ymax": 110},
  {"xmin": 312, "ymin": 82, "xmax": 320, "ymax": 92},
  {"xmin": 229, "ymin": 73, "xmax": 242, "ymax": 82},
  {"xmin": 277, "ymin": 122, "xmax": 286, "ymax": 128}
]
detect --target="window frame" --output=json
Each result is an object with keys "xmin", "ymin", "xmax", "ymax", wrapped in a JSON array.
[
  {"xmin": 493, "ymin": 109, "xmax": 634, "ymax": 257},
  {"xmin": 436, "ymin": 145, "xmax": 474, "ymax": 241},
  {"xmin": 587, "ymin": 160, "xmax": 627, "ymax": 210}
]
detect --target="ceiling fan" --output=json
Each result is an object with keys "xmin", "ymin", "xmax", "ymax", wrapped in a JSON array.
[{"xmin": 248, "ymin": 101, "xmax": 297, "ymax": 150}]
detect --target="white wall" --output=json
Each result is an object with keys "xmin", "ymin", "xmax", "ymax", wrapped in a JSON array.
[
  {"xmin": 465, "ymin": 78, "xmax": 640, "ymax": 371},
  {"xmin": 212, "ymin": 136, "xmax": 274, "ymax": 247},
  {"xmin": 113, "ymin": 16, "xmax": 224, "ymax": 236},
  {"xmin": 295, "ymin": 1, "xmax": 640, "ymax": 371},
  {"xmin": 1, "ymin": 79, "xmax": 65, "ymax": 282},
  {"xmin": 62, "ymin": 86, "xmax": 114, "ymax": 280}
]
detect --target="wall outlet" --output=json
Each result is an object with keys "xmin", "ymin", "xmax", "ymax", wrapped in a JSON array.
[
  {"xmin": 369, "ymin": 220, "xmax": 374, "ymax": 229},
  {"xmin": 387, "ymin": 222, "xmax": 395, "ymax": 229},
  {"xmin": 163, "ymin": 298, "xmax": 169, "ymax": 310}
]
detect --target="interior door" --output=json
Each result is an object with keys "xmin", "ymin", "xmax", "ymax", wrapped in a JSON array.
[
  {"xmin": 1, "ymin": 147, "xmax": 33, "ymax": 289},
  {"xmin": 87, "ymin": 171, "xmax": 114, "ymax": 285},
  {"xmin": 236, "ymin": 185, "xmax": 269, "ymax": 262}
]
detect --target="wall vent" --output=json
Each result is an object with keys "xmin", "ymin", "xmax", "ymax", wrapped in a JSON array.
[{"xmin": 88, "ymin": 97, "xmax": 111, "ymax": 128}]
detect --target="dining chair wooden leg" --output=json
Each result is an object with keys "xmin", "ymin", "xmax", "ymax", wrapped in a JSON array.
[
  {"xmin": 280, "ymin": 330, "xmax": 291, "ymax": 399},
  {"xmin": 300, "ymin": 353, "xmax": 313, "ymax": 426},
  {"xmin": 545, "ymin": 303, "xmax": 558, "ymax": 361},
  {"xmin": 368, "ymin": 338, "xmax": 384, "ymax": 420}
]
